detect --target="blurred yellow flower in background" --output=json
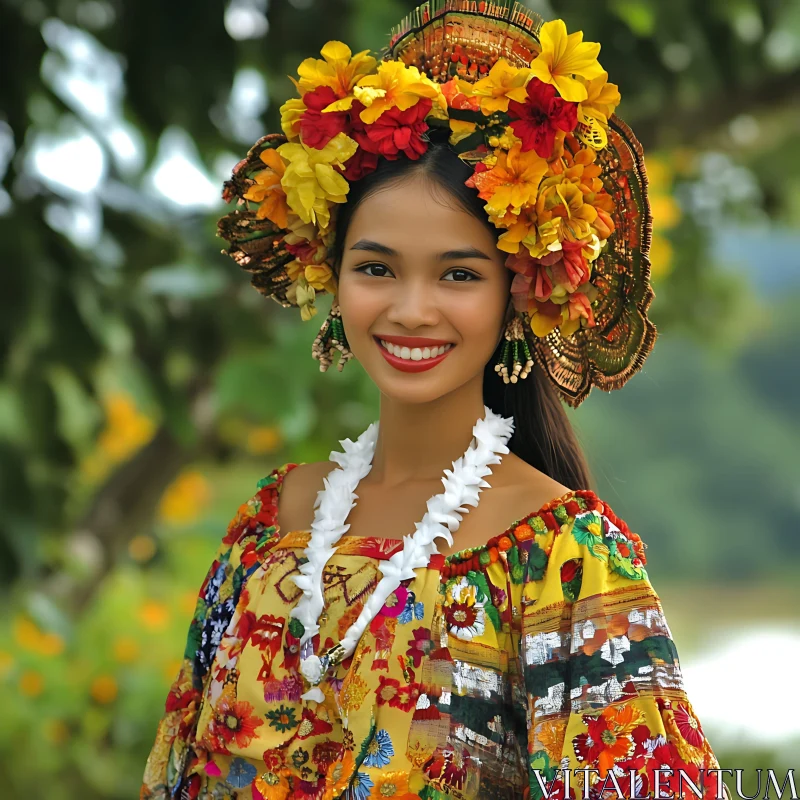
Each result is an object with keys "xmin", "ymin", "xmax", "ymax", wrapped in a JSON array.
[
  {"xmin": 13, "ymin": 616, "xmax": 65, "ymax": 657},
  {"xmin": 81, "ymin": 392, "xmax": 156, "ymax": 481},
  {"xmin": 97, "ymin": 392, "xmax": 155, "ymax": 461},
  {"xmin": 0, "ymin": 650, "xmax": 13, "ymax": 678},
  {"xmin": 245, "ymin": 425, "xmax": 282, "ymax": 455},
  {"xmin": 128, "ymin": 534, "xmax": 157, "ymax": 563},
  {"xmin": 158, "ymin": 470, "xmax": 212, "ymax": 526},
  {"xmin": 647, "ymin": 155, "xmax": 683, "ymax": 279},
  {"xmin": 112, "ymin": 636, "xmax": 140, "ymax": 664},
  {"xmin": 90, "ymin": 674, "xmax": 118, "ymax": 705},
  {"xmin": 138, "ymin": 600, "xmax": 170, "ymax": 631},
  {"xmin": 20, "ymin": 670, "xmax": 44, "ymax": 697},
  {"xmin": 44, "ymin": 720, "xmax": 69, "ymax": 744}
]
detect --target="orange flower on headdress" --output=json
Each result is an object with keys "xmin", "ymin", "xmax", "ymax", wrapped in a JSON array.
[
  {"xmin": 466, "ymin": 58, "xmax": 532, "ymax": 114},
  {"xmin": 352, "ymin": 61, "xmax": 444, "ymax": 124},
  {"xmin": 243, "ymin": 149, "xmax": 290, "ymax": 228},
  {"xmin": 468, "ymin": 144, "xmax": 548, "ymax": 219},
  {"xmin": 529, "ymin": 19, "xmax": 605, "ymax": 102},
  {"xmin": 535, "ymin": 172, "xmax": 598, "ymax": 251}
]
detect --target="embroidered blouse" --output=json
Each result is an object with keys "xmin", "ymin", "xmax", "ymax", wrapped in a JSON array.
[{"xmin": 140, "ymin": 461, "xmax": 725, "ymax": 800}]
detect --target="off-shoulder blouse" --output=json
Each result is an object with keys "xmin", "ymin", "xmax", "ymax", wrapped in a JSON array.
[{"xmin": 140, "ymin": 461, "xmax": 725, "ymax": 800}]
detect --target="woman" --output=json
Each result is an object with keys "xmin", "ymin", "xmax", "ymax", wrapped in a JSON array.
[{"xmin": 141, "ymin": 4, "xmax": 727, "ymax": 799}]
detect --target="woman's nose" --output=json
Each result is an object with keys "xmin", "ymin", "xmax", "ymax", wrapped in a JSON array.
[{"xmin": 384, "ymin": 280, "xmax": 440, "ymax": 329}]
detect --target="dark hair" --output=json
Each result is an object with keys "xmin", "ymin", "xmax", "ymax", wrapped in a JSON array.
[{"xmin": 332, "ymin": 132, "xmax": 594, "ymax": 492}]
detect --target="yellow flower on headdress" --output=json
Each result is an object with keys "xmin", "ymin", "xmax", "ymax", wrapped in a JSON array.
[
  {"xmin": 577, "ymin": 71, "xmax": 621, "ymax": 126},
  {"xmin": 529, "ymin": 19, "xmax": 604, "ymax": 102},
  {"xmin": 277, "ymin": 132, "xmax": 357, "ymax": 230},
  {"xmin": 243, "ymin": 149, "xmax": 290, "ymax": 228},
  {"xmin": 467, "ymin": 58, "xmax": 532, "ymax": 115},
  {"xmin": 295, "ymin": 41, "xmax": 376, "ymax": 100},
  {"xmin": 279, "ymin": 97, "xmax": 306, "ymax": 139},
  {"xmin": 535, "ymin": 173, "xmax": 598, "ymax": 250},
  {"xmin": 470, "ymin": 144, "xmax": 548, "ymax": 219},
  {"xmin": 353, "ymin": 61, "xmax": 445, "ymax": 124},
  {"xmin": 494, "ymin": 208, "xmax": 538, "ymax": 255}
]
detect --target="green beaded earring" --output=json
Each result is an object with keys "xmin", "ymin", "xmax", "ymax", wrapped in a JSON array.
[
  {"xmin": 495, "ymin": 314, "xmax": 534, "ymax": 384},
  {"xmin": 312, "ymin": 296, "xmax": 355, "ymax": 372}
]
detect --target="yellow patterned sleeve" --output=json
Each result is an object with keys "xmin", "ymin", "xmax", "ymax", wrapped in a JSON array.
[
  {"xmin": 139, "ymin": 463, "xmax": 294, "ymax": 800},
  {"xmin": 511, "ymin": 491, "xmax": 729, "ymax": 800}
]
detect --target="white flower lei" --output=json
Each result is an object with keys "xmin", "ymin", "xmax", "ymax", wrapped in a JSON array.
[{"xmin": 289, "ymin": 404, "xmax": 514, "ymax": 702}]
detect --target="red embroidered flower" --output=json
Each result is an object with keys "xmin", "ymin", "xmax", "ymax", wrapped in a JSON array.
[
  {"xmin": 352, "ymin": 98, "xmax": 432, "ymax": 160},
  {"xmin": 508, "ymin": 78, "xmax": 578, "ymax": 158},
  {"xmin": 673, "ymin": 703, "xmax": 706, "ymax": 748},
  {"xmin": 572, "ymin": 709, "xmax": 636, "ymax": 778},
  {"xmin": 442, "ymin": 746, "xmax": 470, "ymax": 790},
  {"xmin": 406, "ymin": 627, "xmax": 431, "ymax": 668},
  {"xmin": 311, "ymin": 740, "xmax": 342, "ymax": 772},
  {"xmin": 376, "ymin": 675, "xmax": 421, "ymax": 711},
  {"xmin": 644, "ymin": 740, "xmax": 699, "ymax": 797},
  {"xmin": 262, "ymin": 747, "xmax": 286, "ymax": 771},
  {"xmin": 210, "ymin": 696, "xmax": 263, "ymax": 751},
  {"xmin": 376, "ymin": 675, "xmax": 402, "ymax": 706},
  {"xmin": 299, "ymin": 86, "xmax": 350, "ymax": 149}
]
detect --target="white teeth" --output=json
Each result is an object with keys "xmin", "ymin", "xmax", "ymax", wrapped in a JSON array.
[{"xmin": 379, "ymin": 340, "xmax": 453, "ymax": 361}]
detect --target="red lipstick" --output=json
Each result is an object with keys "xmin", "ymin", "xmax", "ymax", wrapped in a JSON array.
[{"xmin": 373, "ymin": 336, "xmax": 455, "ymax": 373}]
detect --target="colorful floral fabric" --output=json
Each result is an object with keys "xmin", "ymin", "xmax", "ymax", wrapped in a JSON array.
[{"xmin": 141, "ymin": 462, "xmax": 724, "ymax": 800}]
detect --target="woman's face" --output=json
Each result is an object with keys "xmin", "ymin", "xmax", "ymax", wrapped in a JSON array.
[{"xmin": 337, "ymin": 172, "xmax": 513, "ymax": 404}]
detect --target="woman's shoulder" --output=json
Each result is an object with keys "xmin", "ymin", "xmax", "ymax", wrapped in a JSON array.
[
  {"xmin": 221, "ymin": 460, "xmax": 307, "ymax": 549},
  {"xmin": 441, "ymin": 479, "xmax": 648, "ymax": 587}
]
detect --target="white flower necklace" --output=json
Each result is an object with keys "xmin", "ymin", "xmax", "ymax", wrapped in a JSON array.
[{"xmin": 290, "ymin": 404, "xmax": 515, "ymax": 703}]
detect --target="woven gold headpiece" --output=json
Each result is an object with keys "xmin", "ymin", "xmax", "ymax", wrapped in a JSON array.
[{"xmin": 218, "ymin": 0, "xmax": 656, "ymax": 408}]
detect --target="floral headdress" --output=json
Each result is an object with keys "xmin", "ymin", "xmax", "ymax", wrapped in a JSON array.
[{"xmin": 218, "ymin": 0, "xmax": 656, "ymax": 408}]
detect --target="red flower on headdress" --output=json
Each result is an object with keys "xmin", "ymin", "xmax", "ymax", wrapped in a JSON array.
[
  {"xmin": 506, "ymin": 249, "xmax": 558, "ymax": 308},
  {"xmin": 299, "ymin": 86, "xmax": 350, "ymax": 149},
  {"xmin": 507, "ymin": 78, "xmax": 578, "ymax": 158},
  {"xmin": 552, "ymin": 239, "xmax": 591, "ymax": 291},
  {"xmin": 352, "ymin": 98, "xmax": 432, "ymax": 160},
  {"xmin": 338, "ymin": 147, "xmax": 379, "ymax": 181}
]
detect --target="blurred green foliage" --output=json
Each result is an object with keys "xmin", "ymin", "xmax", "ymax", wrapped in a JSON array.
[{"xmin": 0, "ymin": 0, "xmax": 798, "ymax": 796}]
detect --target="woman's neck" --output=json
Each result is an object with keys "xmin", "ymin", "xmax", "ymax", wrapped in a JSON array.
[{"xmin": 364, "ymin": 374, "xmax": 489, "ymax": 487}]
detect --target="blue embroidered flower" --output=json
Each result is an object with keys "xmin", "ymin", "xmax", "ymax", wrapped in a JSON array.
[
  {"xmin": 345, "ymin": 771, "xmax": 374, "ymax": 800},
  {"xmin": 397, "ymin": 591, "xmax": 424, "ymax": 624},
  {"xmin": 227, "ymin": 758, "xmax": 257, "ymax": 788},
  {"xmin": 363, "ymin": 728, "xmax": 394, "ymax": 767}
]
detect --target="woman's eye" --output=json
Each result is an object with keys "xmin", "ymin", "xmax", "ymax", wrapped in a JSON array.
[
  {"xmin": 354, "ymin": 265, "xmax": 478, "ymax": 281},
  {"xmin": 443, "ymin": 269, "xmax": 479, "ymax": 282},
  {"xmin": 355, "ymin": 263, "xmax": 392, "ymax": 278}
]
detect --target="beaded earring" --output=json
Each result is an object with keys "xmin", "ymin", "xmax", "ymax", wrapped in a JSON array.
[
  {"xmin": 312, "ymin": 296, "xmax": 355, "ymax": 372},
  {"xmin": 495, "ymin": 314, "xmax": 535, "ymax": 384}
]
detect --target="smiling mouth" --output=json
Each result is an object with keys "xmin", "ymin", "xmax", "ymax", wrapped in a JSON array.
[
  {"xmin": 373, "ymin": 336, "xmax": 456, "ymax": 372},
  {"xmin": 376, "ymin": 338, "xmax": 454, "ymax": 360}
]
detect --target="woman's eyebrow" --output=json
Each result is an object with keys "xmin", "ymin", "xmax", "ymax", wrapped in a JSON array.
[
  {"xmin": 350, "ymin": 240, "xmax": 492, "ymax": 262},
  {"xmin": 437, "ymin": 247, "xmax": 492, "ymax": 261},
  {"xmin": 350, "ymin": 239, "xmax": 397, "ymax": 256}
]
